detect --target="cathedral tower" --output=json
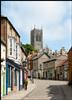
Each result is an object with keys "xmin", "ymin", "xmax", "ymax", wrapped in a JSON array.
[{"xmin": 31, "ymin": 27, "xmax": 43, "ymax": 51}]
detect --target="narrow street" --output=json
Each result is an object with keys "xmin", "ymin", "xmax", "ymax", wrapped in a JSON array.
[{"xmin": 23, "ymin": 79, "xmax": 72, "ymax": 100}]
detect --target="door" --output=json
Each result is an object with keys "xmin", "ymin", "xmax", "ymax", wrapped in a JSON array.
[
  {"xmin": 46, "ymin": 72, "xmax": 47, "ymax": 79},
  {"xmin": 17, "ymin": 71, "xmax": 19, "ymax": 91},
  {"xmin": 38, "ymin": 73, "xmax": 40, "ymax": 79},
  {"xmin": 1, "ymin": 72, "xmax": 6, "ymax": 96},
  {"xmin": 11, "ymin": 68, "xmax": 13, "ymax": 90},
  {"xmin": 3, "ymin": 73, "xmax": 6, "ymax": 95},
  {"xmin": 1, "ymin": 72, "xmax": 3, "ymax": 96}
]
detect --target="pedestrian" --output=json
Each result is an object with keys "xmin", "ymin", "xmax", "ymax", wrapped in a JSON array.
[
  {"xmin": 25, "ymin": 78, "xmax": 28, "ymax": 90},
  {"xmin": 25, "ymin": 68, "xmax": 28, "ymax": 90}
]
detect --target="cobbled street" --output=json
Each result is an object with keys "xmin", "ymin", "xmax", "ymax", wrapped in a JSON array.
[{"xmin": 23, "ymin": 79, "xmax": 72, "ymax": 100}]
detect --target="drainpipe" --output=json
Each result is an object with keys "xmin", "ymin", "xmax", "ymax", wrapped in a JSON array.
[{"xmin": 6, "ymin": 63, "xmax": 8, "ymax": 95}]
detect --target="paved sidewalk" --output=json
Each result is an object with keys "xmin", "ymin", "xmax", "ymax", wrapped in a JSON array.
[
  {"xmin": 1, "ymin": 80, "xmax": 36, "ymax": 100},
  {"xmin": 23, "ymin": 80, "xmax": 72, "ymax": 100}
]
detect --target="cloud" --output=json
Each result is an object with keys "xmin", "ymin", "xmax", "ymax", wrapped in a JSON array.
[{"xmin": 1, "ymin": 1, "xmax": 72, "ymax": 50}]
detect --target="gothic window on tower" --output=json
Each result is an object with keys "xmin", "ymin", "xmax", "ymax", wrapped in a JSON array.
[
  {"xmin": 36, "ymin": 34, "xmax": 41, "ymax": 41},
  {"xmin": 36, "ymin": 34, "xmax": 39, "ymax": 41},
  {"xmin": 39, "ymin": 35, "xmax": 41, "ymax": 41}
]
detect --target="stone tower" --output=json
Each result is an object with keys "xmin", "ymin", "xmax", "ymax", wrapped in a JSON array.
[{"xmin": 31, "ymin": 27, "xmax": 43, "ymax": 51}]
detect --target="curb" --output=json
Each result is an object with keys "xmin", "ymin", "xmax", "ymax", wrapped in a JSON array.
[{"xmin": 21, "ymin": 84, "xmax": 36, "ymax": 100}]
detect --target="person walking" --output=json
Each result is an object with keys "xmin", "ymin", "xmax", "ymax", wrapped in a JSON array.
[{"xmin": 24, "ymin": 67, "xmax": 28, "ymax": 90}]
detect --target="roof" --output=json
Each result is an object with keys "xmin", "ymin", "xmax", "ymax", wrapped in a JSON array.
[
  {"xmin": 68, "ymin": 47, "xmax": 72, "ymax": 53},
  {"xmin": 55, "ymin": 55, "xmax": 67, "ymax": 60},
  {"xmin": 54, "ymin": 55, "xmax": 67, "ymax": 67},
  {"xmin": 1, "ymin": 16, "xmax": 20, "ymax": 38},
  {"xmin": 1, "ymin": 39, "xmax": 6, "ymax": 46},
  {"xmin": 43, "ymin": 54, "xmax": 68, "ymax": 67},
  {"xmin": 43, "ymin": 58, "xmax": 56, "ymax": 63},
  {"xmin": 55, "ymin": 59, "xmax": 68, "ymax": 67},
  {"xmin": 33, "ymin": 52, "xmax": 51, "ymax": 60},
  {"xmin": 20, "ymin": 46, "xmax": 27, "ymax": 57}
]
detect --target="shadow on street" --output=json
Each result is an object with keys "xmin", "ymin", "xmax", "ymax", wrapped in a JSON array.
[{"xmin": 46, "ymin": 84, "xmax": 72, "ymax": 100}]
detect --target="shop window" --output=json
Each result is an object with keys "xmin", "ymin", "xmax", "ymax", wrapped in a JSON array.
[{"xmin": 8, "ymin": 67, "xmax": 10, "ymax": 87}]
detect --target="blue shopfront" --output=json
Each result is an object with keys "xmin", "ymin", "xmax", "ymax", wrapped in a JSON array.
[{"xmin": 6, "ymin": 58, "xmax": 20, "ymax": 95}]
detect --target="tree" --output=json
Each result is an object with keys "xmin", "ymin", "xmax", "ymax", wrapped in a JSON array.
[{"xmin": 22, "ymin": 44, "xmax": 37, "ymax": 56}]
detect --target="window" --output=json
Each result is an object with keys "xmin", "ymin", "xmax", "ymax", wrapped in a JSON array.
[
  {"xmin": 16, "ymin": 45, "xmax": 17, "ymax": 59},
  {"xmin": 36, "ymin": 34, "xmax": 38, "ymax": 41},
  {"xmin": 10, "ymin": 39, "xmax": 12, "ymax": 55},
  {"xmin": 39, "ymin": 35, "xmax": 41, "ymax": 41},
  {"xmin": 36, "ymin": 34, "xmax": 41, "ymax": 41}
]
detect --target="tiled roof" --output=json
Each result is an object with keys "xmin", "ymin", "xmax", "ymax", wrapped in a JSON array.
[
  {"xmin": 55, "ymin": 55, "xmax": 67, "ymax": 59},
  {"xmin": 33, "ymin": 52, "xmax": 51, "ymax": 60},
  {"xmin": 21, "ymin": 46, "xmax": 27, "ymax": 56},
  {"xmin": 68, "ymin": 47, "xmax": 72, "ymax": 53},
  {"xmin": 43, "ymin": 58, "xmax": 56, "ymax": 63},
  {"xmin": 55, "ymin": 59, "xmax": 68, "ymax": 67}
]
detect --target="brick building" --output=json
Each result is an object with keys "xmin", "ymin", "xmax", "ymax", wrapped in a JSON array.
[
  {"xmin": 68, "ymin": 47, "xmax": 72, "ymax": 85},
  {"xmin": 1, "ymin": 31, "xmax": 6, "ymax": 96}
]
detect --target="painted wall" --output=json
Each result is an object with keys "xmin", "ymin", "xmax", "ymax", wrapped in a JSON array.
[{"xmin": 1, "ymin": 43, "xmax": 6, "ymax": 96}]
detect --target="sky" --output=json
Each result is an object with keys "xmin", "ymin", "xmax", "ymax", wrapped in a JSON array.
[{"xmin": 1, "ymin": 1, "xmax": 72, "ymax": 51}]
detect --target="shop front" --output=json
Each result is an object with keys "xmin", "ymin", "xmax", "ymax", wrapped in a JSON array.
[{"xmin": 6, "ymin": 58, "xmax": 20, "ymax": 95}]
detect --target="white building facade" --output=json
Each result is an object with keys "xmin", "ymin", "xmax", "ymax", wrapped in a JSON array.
[{"xmin": 1, "ymin": 42, "xmax": 6, "ymax": 96}]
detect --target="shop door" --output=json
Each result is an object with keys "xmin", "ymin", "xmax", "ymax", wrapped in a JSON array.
[
  {"xmin": 11, "ymin": 68, "xmax": 13, "ymax": 90},
  {"xmin": 3, "ymin": 73, "xmax": 6, "ymax": 95},
  {"xmin": 1, "ymin": 72, "xmax": 3, "ymax": 96}
]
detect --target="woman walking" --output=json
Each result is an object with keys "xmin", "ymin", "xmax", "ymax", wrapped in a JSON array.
[{"xmin": 24, "ymin": 67, "xmax": 28, "ymax": 90}]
